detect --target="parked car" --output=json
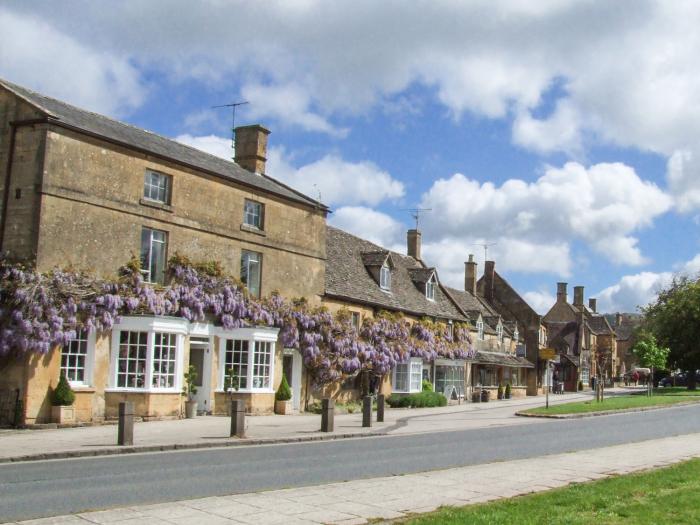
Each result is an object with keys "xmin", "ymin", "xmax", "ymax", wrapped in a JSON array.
[{"xmin": 658, "ymin": 371, "xmax": 700, "ymax": 387}]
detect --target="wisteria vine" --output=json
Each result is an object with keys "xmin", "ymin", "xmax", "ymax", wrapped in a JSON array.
[{"xmin": 0, "ymin": 256, "xmax": 474, "ymax": 386}]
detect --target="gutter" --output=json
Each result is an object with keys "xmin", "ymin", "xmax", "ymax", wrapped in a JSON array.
[{"xmin": 0, "ymin": 117, "xmax": 48, "ymax": 252}]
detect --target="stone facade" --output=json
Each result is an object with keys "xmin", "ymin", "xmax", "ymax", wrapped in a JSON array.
[{"xmin": 0, "ymin": 80, "xmax": 327, "ymax": 424}]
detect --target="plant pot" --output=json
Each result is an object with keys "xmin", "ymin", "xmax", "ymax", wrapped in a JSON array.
[
  {"xmin": 497, "ymin": 392, "xmax": 504, "ymax": 400},
  {"xmin": 275, "ymin": 400, "xmax": 293, "ymax": 415},
  {"xmin": 185, "ymin": 400, "xmax": 198, "ymax": 419},
  {"xmin": 51, "ymin": 405, "xmax": 75, "ymax": 424},
  {"xmin": 505, "ymin": 393, "xmax": 512, "ymax": 399},
  {"xmin": 471, "ymin": 391, "xmax": 481, "ymax": 403},
  {"xmin": 480, "ymin": 390, "xmax": 490, "ymax": 402}
]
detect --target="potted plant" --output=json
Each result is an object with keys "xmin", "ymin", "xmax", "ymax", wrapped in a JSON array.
[
  {"xmin": 578, "ymin": 380, "xmax": 584, "ymax": 391},
  {"xmin": 505, "ymin": 383, "xmax": 512, "ymax": 399},
  {"xmin": 497, "ymin": 384, "xmax": 505, "ymax": 400},
  {"xmin": 275, "ymin": 374, "xmax": 293, "ymax": 414},
  {"xmin": 182, "ymin": 365, "xmax": 198, "ymax": 418},
  {"xmin": 471, "ymin": 389, "xmax": 481, "ymax": 403},
  {"xmin": 51, "ymin": 374, "xmax": 76, "ymax": 424},
  {"xmin": 480, "ymin": 389, "xmax": 490, "ymax": 402}
]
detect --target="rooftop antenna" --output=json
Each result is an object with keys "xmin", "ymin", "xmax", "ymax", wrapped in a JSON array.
[
  {"xmin": 313, "ymin": 183, "xmax": 322, "ymax": 202},
  {"xmin": 211, "ymin": 101, "xmax": 249, "ymax": 158},
  {"xmin": 402, "ymin": 208, "xmax": 432, "ymax": 230},
  {"xmin": 473, "ymin": 242, "xmax": 497, "ymax": 261}
]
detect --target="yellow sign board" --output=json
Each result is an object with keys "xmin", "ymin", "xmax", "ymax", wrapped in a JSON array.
[{"xmin": 539, "ymin": 348, "xmax": 557, "ymax": 360}]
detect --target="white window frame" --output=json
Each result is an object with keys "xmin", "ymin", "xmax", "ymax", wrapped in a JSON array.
[
  {"xmin": 496, "ymin": 322, "xmax": 504, "ymax": 342},
  {"xmin": 218, "ymin": 327, "xmax": 279, "ymax": 394},
  {"xmin": 61, "ymin": 329, "xmax": 97, "ymax": 388},
  {"xmin": 140, "ymin": 227, "xmax": 168, "ymax": 284},
  {"xmin": 477, "ymin": 317, "xmax": 485, "ymax": 341},
  {"xmin": 426, "ymin": 273, "xmax": 437, "ymax": 301},
  {"xmin": 107, "ymin": 317, "xmax": 187, "ymax": 393},
  {"xmin": 351, "ymin": 311, "xmax": 361, "ymax": 330},
  {"xmin": 392, "ymin": 357, "xmax": 423, "ymax": 393},
  {"xmin": 380, "ymin": 263, "xmax": 391, "ymax": 291},
  {"xmin": 143, "ymin": 170, "xmax": 171, "ymax": 204},
  {"xmin": 513, "ymin": 327, "xmax": 519, "ymax": 342},
  {"xmin": 447, "ymin": 321, "xmax": 454, "ymax": 339},
  {"xmin": 241, "ymin": 250, "xmax": 262, "ymax": 298},
  {"xmin": 243, "ymin": 199, "xmax": 264, "ymax": 230}
]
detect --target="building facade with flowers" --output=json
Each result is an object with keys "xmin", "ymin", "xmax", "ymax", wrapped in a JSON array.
[{"xmin": 0, "ymin": 79, "xmax": 329, "ymax": 424}]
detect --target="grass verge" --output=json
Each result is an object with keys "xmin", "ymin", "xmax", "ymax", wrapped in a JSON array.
[
  {"xmin": 402, "ymin": 458, "xmax": 700, "ymax": 525},
  {"xmin": 521, "ymin": 387, "xmax": 700, "ymax": 416}
]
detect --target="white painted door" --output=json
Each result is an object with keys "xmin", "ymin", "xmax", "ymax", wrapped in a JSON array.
[
  {"xmin": 189, "ymin": 337, "xmax": 212, "ymax": 414},
  {"xmin": 283, "ymin": 349, "xmax": 303, "ymax": 411}
]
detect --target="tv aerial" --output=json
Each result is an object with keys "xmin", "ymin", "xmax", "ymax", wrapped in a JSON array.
[
  {"xmin": 402, "ymin": 208, "xmax": 432, "ymax": 230},
  {"xmin": 473, "ymin": 242, "xmax": 497, "ymax": 261},
  {"xmin": 212, "ymin": 101, "xmax": 249, "ymax": 158}
]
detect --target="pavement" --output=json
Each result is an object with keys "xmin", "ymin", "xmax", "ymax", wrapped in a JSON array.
[
  {"xmin": 8, "ymin": 430, "xmax": 700, "ymax": 525},
  {"xmin": 0, "ymin": 390, "xmax": 605, "ymax": 462}
]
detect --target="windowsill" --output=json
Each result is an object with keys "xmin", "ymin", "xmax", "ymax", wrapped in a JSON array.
[
  {"xmin": 140, "ymin": 197, "xmax": 174, "ymax": 213},
  {"xmin": 70, "ymin": 386, "xmax": 95, "ymax": 393},
  {"xmin": 215, "ymin": 389, "xmax": 275, "ymax": 395},
  {"xmin": 105, "ymin": 388, "xmax": 181, "ymax": 394},
  {"xmin": 240, "ymin": 223, "xmax": 266, "ymax": 237}
]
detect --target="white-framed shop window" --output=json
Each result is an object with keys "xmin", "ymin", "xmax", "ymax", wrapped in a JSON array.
[
  {"xmin": 108, "ymin": 317, "xmax": 187, "ymax": 392},
  {"xmin": 393, "ymin": 357, "xmax": 423, "ymax": 393},
  {"xmin": 218, "ymin": 327, "xmax": 279, "ymax": 393},
  {"xmin": 60, "ymin": 329, "xmax": 96, "ymax": 387}
]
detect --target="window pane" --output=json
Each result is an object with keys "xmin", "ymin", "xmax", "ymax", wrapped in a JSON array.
[
  {"xmin": 144, "ymin": 171, "xmax": 170, "ymax": 203},
  {"xmin": 253, "ymin": 341, "xmax": 272, "ymax": 389},
  {"xmin": 224, "ymin": 339, "xmax": 249, "ymax": 390},
  {"xmin": 394, "ymin": 363, "xmax": 409, "ymax": 392},
  {"xmin": 60, "ymin": 330, "xmax": 89, "ymax": 385},
  {"xmin": 152, "ymin": 332, "xmax": 177, "ymax": 388},
  {"xmin": 241, "ymin": 251, "xmax": 262, "ymax": 298},
  {"xmin": 141, "ymin": 227, "xmax": 168, "ymax": 284},
  {"xmin": 117, "ymin": 331, "xmax": 148, "ymax": 388},
  {"xmin": 243, "ymin": 200, "xmax": 263, "ymax": 229}
]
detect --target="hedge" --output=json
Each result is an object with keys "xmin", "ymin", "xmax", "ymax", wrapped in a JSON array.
[{"xmin": 386, "ymin": 391, "xmax": 447, "ymax": 408}]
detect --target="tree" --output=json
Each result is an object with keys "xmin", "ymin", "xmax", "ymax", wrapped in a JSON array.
[
  {"xmin": 642, "ymin": 276, "xmax": 700, "ymax": 390},
  {"xmin": 632, "ymin": 331, "xmax": 670, "ymax": 396}
]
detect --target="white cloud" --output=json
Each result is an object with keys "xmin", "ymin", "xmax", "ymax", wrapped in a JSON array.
[
  {"xmin": 0, "ymin": 7, "xmax": 145, "ymax": 117},
  {"xmin": 267, "ymin": 147, "xmax": 404, "ymax": 207},
  {"xmin": 174, "ymin": 134, "xmax": 233, "ymax": 160},
  {"xmin": 512, "ymin": 100, "xmax": 583, "ymax": 156},
  {"xmin": 666, "ymin": 150, "xmax": 700, "ymax": 213},
  {"xmin": 522, "ymin": 290, "xmax": 557, "ymax": 315},
  {"xmin": 329, "ymin": 207, "xmax": 403, "ymax": 248},
  {"xmin": 419, "ymin": 161, "xmax": 671, "ymax": 269}
]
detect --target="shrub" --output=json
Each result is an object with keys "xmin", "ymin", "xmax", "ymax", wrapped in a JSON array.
[
  {"xmin": 497, "ymin": 384, "xmax": 504, "ymax": 399},
  {"xmin": 52, "ymin": 374, "xmax": 75, "ymax": 406},
  {"xmin": 422, "ymin": 379, "xmax": 434, "ymax": 392},
  {"xmin": 578, "ymin": 380, "xmax": 584, "ymax": 391},
  {"xmin": 505, "ymin": 383, "xmax": 512, "ymax": 398},
  {"xmin": 182, "ymin": 365, "xmax": 198, "ymax": 401},
  {"xmin": 276, "ymin": 374, "xmax": 292, "ymax": 401},
  {"xmin": 386, "ymin": 391, "xmax": 447, "ymax": 408}
]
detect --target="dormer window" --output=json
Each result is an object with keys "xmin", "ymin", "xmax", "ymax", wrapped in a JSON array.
[
  {"xmin": 477, "ymin": 318, "xmax": 484, "ymax": 341},
  {"xmin": 426, "ymin": 273, "xmax": 437, "ymax": 301},
  {"xmin": 380, "ymin": 263, "xmax": 391, "ymax": 290},
  {"xmin": 497, "ymin": 322, "xmax": 504, "ymax": 342},
  {"xmin": 513, "ymin": 327, "xmax": 519, "ymax": 342}
]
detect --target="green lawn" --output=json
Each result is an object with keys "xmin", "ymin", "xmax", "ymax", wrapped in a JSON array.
[
  {"xmin": 522, "ymin": 387, "xmax": 700, "ymax": 416},
  {"xmin": 403, "ymin": 458, "xmax": 700, "ymax": 525}
]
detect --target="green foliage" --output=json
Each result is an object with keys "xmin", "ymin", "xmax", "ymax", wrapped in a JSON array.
[
  {"xmin": 505, "ymin": 383, "xmax": 512, "ymax": 397},
  {"xmin": 421, "ymin": 379, "xmax": 433, "ymax": 392},
  {"xmin": 168, "ymin": 252, "xmax": 223, "ymax": 278},
  {"xmin": 276, "ymin": 374, "xmax": 292, "ymax": 401},
  {"xmin": 642, "ymin": 276, "xmax": 700, "ymax": 381},
  {"xmin": 497, "ymin": 384, "xmax": 504, "ymax": 398},
  {"xmin": 578, "ymin": 380, "xmax": 584, "ymax": 391},
  {"xmin": 182, "ymin": 365, "xmax": 198, "ymax": 400},
  {"xmin": 632, "ymin": 331, "xmax": 670, "ymax": 371},
  {"xmin": 386, "ymin": 391, "xmax": 447, "ymax": 408},
  {"xmin": 51, "ymin": 374, "xmax": 75, "ymax": 406},
  {"xmin": 224, "ymin": 367, "xmax": 241, "ymax": 393}
]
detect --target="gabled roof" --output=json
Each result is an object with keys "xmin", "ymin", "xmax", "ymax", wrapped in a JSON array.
[
  {"xmin": 444, "ymin": 287, "xmax": 500, "ymax": 334},
  {"xmin": 0, "ymin": 78, "xmax": 326, "ymax": 211},
  {"xmin": 361, "ymin": 250, "xmax": 392, "ymax": 268},
  {"xmin": 325, "ymin": 226, "xmax": 465, "ymax": 320},
  {"xmin": 408, "ymin": 267, "xmax": 436, "ymax": 285},
  {"xmin": 587, "ymin": 314, "xmax": 615, "ymax": 336}
]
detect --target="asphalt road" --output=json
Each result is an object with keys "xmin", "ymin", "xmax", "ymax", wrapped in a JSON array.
[{"xmin": 2, "ymin": 403, "xmax": 700, "ymax": 522}]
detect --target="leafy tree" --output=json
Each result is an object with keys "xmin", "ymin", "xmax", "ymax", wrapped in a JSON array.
[
  {"xmin": 642, "ymin": 276, "xmax": 700, "ymax": 390},
  {"xmin": 632, "ymin": 331, "xmax": 670, "ymax": 396}
]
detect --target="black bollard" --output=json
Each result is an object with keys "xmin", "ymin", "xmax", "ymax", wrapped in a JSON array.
[
  {"xmin": 362, "ymin": 395, "xmax": 372, "ymax": 427},
  {"xmin": 117, "ymin": 401, "xmax": 134, "ymax": 446},
  {"xmin": 321, "ymin": 398, "xmax": 334, "ymax": 432},
  {"xmin": 230, "ymin": 399, "xmax": 246, "ymax": 438},
  {"xmin": 376, "ymin": 394, "xmax": 385, "ymax": 422}
]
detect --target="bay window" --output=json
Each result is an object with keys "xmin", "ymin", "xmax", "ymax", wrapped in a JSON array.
[
  {"xmin": 220, "ymin": 328, "xmax": 278, "ymax": 393},
  {"xmin": 393, "ymin": 358, "xmax": 423, "ymax": 393}
]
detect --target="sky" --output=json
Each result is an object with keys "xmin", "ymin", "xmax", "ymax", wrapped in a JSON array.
[{"xmin": 2, "ymin": 1, "xmax": 699, "ymax": 315}]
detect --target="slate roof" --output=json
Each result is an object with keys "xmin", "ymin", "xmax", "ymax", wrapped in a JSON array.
[
  {"xmin": 0, "ymin": 78, "xmax": 326, "ymax": 211},
  {"xmin": 325, "ymin": 226, "xmax": 465, "ymax": 320},
  {"xmin": 361, "ymin": 251, "xmax": 391, "ymax": 267},
  {"xmin": 444, "ymin": 287, "xmax": 500, "ymax": 334},
  {"xmin": 473, "ymin": 351, "xmax": 534, "ymax": 368},
  {"xmin": 587, "ymin": 314, "xmax": 615, "ymax": 336}
]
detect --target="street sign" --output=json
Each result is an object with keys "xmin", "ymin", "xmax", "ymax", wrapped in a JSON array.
[{"xmin": 539, "ymin": 348, "xmax": 556, "ymax": 360}]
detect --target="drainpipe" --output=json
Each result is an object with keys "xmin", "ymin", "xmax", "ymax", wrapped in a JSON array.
[{"xmin": 0, "ymin": 118, "xmax": 47, "ymax": 252}]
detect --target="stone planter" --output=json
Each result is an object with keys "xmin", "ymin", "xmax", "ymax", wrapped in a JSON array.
[
  {"xmin": 471, "ymin": 391, "xmax": 481, "ymax": 403},
  {"xmin": 51, "ymin": 405, "xmax": 75, "ymax": 424},
  {"xmin": 275, "ymin": 400, "xmax": 293, "ymax": 415},
  {"xmin": 185, "ymin": 400, "xmax": 198, "ymax": 419},
  {"xmin": 480, "ymin": 390, "xmax": 490, "ymax": 402}
]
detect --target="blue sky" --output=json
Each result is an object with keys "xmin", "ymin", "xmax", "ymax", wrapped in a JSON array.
[{"xmin": 2, "ymin": 1, "xmax": 699, "ymax": 314}]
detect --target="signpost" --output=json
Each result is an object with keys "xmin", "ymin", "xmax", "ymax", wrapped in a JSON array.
[{"xmin": 539, "ymin": 349, "xmax": 557, "ymax": 409}]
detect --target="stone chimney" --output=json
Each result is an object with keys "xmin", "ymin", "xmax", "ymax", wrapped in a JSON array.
[
  {"xmin": 407, "ymin": 229, "xmax": 421, "ymax": 260},
  {"xmin": 465, "ymin": 254, "xmax": 477, "ymax": 295},
  {"xmin": 588, "ymin": 298, "xmax": 597, "ymax": 313},
  {"xmin": 557, "ymin": 282, "xmax": 568, "ymax": 303},
  {"xmin": 234, "ymin": 124, "xmax": 270, "ymax": 174},
  {"xmin": 483, "ymin": 260, "xmax": 495, "ymax": 301},
  {"xmin": 573, "ymin": 286, "xmax": 584, "ymax": 307}
]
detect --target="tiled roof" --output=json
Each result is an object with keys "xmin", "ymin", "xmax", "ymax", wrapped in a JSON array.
[
  {"xmin": 473, "ymin": 351, "xmax": 534, "ymax": 368},
  {"xmin": 0, "ymin": 78, "xmax": 326, "ymax": 211},
  {"xmin": 444, "ymin": 287, "xmax": 499, "ymax": 334},
  {"xmin": 325, "ymin": 226, "xmax": 466, "ymax": 320},
  {"xmin": 587, "ymin": 314, "xmax": 614, "ymax": 335},
  {"xmin": 361, "ymin": 251, "xmax": 391, "ymax": 267}
]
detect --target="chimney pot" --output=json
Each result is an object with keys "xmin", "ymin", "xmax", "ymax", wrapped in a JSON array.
[
  {"xmin": 588, "ymin": 298, "xmax": 597, "ymax": 313},
  {"xmin": 465, "ymin": 254, "xmax": 477, "ymax": 295},
  {"xmin": 573, "ymin": 286, "xmax": 584, "ymax": 306},
  {"xmin": 407, "ymin": 229, "xmax": 421, "ymax": 260},
  {"xmin": 234, "ymin": 124, "xmax": 270, "ymax": 174},
  {"xmin": 556, "ymin": 282, "xmax": 568, "ymax": 302}
]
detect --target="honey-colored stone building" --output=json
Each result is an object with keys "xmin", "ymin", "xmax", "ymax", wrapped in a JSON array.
[{"xmin": 0, "ymin": 79, "xmax": 328, "ymax": 424}]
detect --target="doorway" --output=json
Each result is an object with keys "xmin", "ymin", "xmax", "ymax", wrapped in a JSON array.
[
  {"xmin": 282, "ymin": 349, "xmax": 302, "ymax": 411},
  {"xmin": 189, "ymin": 337, "xmax": 212, "ymax": 414}
]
